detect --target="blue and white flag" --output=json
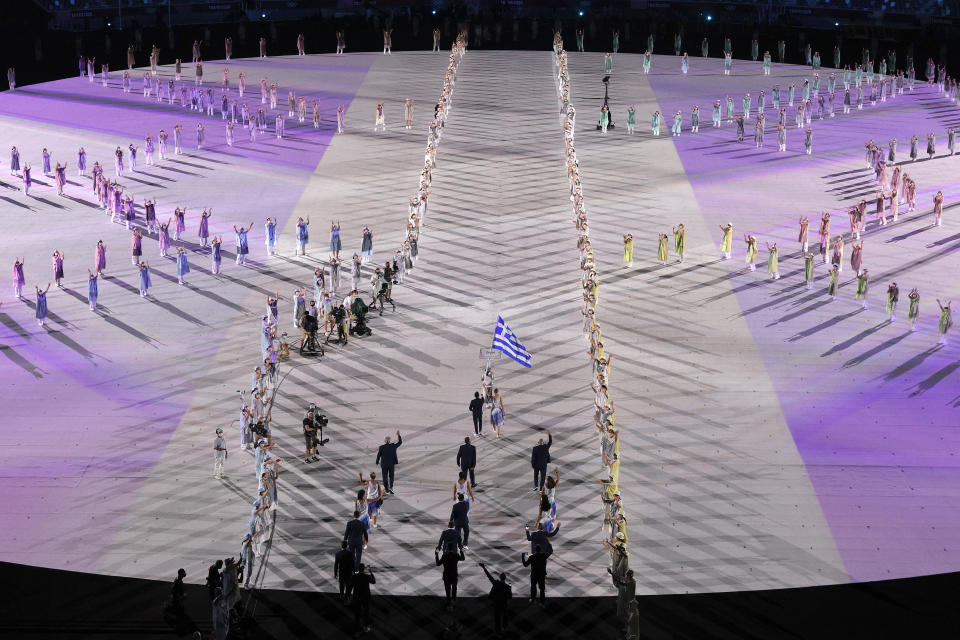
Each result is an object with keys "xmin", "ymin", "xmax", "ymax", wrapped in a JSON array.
[{"xmin": 492, "ymin": 315, "xmax": 532, "ymax": 368}]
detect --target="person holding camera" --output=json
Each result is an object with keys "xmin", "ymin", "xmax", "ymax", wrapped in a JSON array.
[
  {"xmin": 382, "ymin": 260, "xmax": 395, "ymax": 302},
  {"xmin": 302, "ymin": 414, "xmax": 318, "ymax": 464},
  {"xmin": 300, "ymin": 307, "xmax": 319, "ymax": 351},
  {"xmin": 330, "ymin": 303, "xmax": 348, "ymax": 345}
]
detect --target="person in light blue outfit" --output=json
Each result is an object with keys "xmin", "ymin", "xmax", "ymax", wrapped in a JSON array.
[
  {"xmin": 211, "ymin": 236, "xmax": 223, "ymax": 274},
  {"xmin": 176, "ymin": 247, "xmax": 190, "ymax": 285},
  {"xmin": 712, "ymin": 100, "xmax": 721, "ymax": 127},
  {"xmin": 690, "ymin": 106, "xmax": 700, "ymax": 132},
  {"xmin": 671, "ymin": 111, "xmax": 682, "ymax": 136},
  {"xmin": 758, "ymin": 90, "xmax": 766, "ymax": 116},
  {"xmin": 725, "ymin": 96, "xmax": 734, "ymax": 122},
  {"xmin": 742, "ymin": 93, "xmax": 751, "ymax": 119},
  {"xmin": 87, "ymin": 270, "xmax": 98, "ymax": 311},
  {"xmin": 138, "ymin": 261, "xmax": 152, "ymax": 297},
  {"xmin": 723, "ymin": 52, "xmax": 732, "ymax": 75},
  {"xmin": 360, "ymin": 227, "xmax": 374, "ymax": 263},
  {"xmin": 295, "ymin": 216, "xmax": 310, "ymax": 256},
  {"xmin": 603, "ymin": 53, "xmax": 613, "ymax": 73},
  {"xmin": 329, "ymin": 221, "xmax": 341, "ymax": 258},
  {"xmin": 681, "ymin": 53, "xmax": 689, "ymax": 74},
  {"xmin": 642, "ymin": 51, "xmax": 651, "ymax": 74},
  {"xmin": 234, "ymin": 222, "xmax": 253, "ymax": 265},
  {"xmin": 264, "ymin": 217, "xmax": 278, "ymax": 256},
  {"xmin": 763, "ymin": 51, "xmax": 772, "ymax": 75},
  {"xmin": 651, "ymin": 110, "xmax": 662, "ymax": 136},
  {"xmin": 260, "ymin": 319, "xmax": 273, "ymax": 360},
  {"xmin": 35, "ymin": 283, "xmax": 50, "ymax": 326},
  {"xmin": 772, "ymin": 85, "xmax": 781, "ymax": 109},
  {"xmin": 314, "ymin": 267, "xmax": 326, "ymax": 303}
]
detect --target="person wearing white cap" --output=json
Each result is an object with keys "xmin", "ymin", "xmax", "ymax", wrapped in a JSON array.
[
  {"xmin": 240, "ymin": 532, "xmax": 257, "ymax": 588},
  {"xmin": 249, "ymin": 495, "xmax": 270, "ymax": 557},
  {"xmin": 213, "ymin": 428, "xmax": 227, "ymax": 479},
  {"xmin": 254, "ymin": 438, "xmax": 275, "ymax": 481}
]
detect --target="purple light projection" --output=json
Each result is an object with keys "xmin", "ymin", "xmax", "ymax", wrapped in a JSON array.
[
  {"xmin": 647, "ymin": 59, "xmax": 960, "ymax": 582},
  {"xmin": 0, "ymin": 55, "xmax": 374, "ymax": 573}
]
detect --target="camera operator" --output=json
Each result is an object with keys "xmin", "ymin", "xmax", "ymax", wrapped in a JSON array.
[
  {"xmin": 303, "ymin": 404, "xmax": 329, "ymax": 454},
  {"xmin": 382, "ymin": 260, "xmax": 395, "ymax": 303},
  {"xmin": 331, "ymin": 303, "xmax": 348, "ymax": 345},
  {"xmin": 300, "ymin": 308, "xmax": 319, "ymax": 351},
  {"xmin": 370, "ymin": 268, "xmax": 384, "ymax": 307},
  {"xmin": 302, "ymin": 412, "xmax": 319, "ymax": 463},
  {"xmin": 251, "ymin": 411, "xmax": 272, "ymax": 445}
]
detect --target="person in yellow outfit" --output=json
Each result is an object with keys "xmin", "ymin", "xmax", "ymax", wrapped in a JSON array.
[
  {"xmin": 719, "ymin": 222, "xmax": 733, "ymax": 259},
  {"xmin": 622, "ymin": 233, "xmax": 633, "ymax": 267},
  {"xmin": 657, "ymin": 233, "xmax": 669, "ymax": 264},
  {"xmin": 766, "ymin": 242, "xmax": 780, "ymax": 279},
  {"xmin": 673, "ymin": 224, "xmax": 685, "ymax": 262},
  {"xmin": 744, "ymin": 234, "xmax": 758, "ymax": 271}
]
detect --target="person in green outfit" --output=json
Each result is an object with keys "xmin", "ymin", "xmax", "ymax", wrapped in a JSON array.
[
  {"xmin": 599, "ymin": 105, "xmax": 610, "ymax": 134},
  {"xmin": 804, "ymin": 252, "xmax": 815, "ymax": 289},
  {"xmin": 908, "ymin": 288, "xmax": 920, "ymax": 331},
  {"xmin": 856, "ymin": 269, "xmax": 869, "ymax": 308},
  {"xmin": 626, "ymin": 106, "xmax": 636, "ymax": 135},
  {"xmin": 719, "ymin": 223, "xmax": 733, "ymax": 260},
  {"xmin": 651, "ymin": 110, "xmax": 662, "ymax": 136},
  {"xmin": 937, "ymin": 299, "xmax": 952, "ymax": 344},
  {"xmin": 673, "ymin": 224, "xmax": 686, "ymax": 262},
  {"xmin": 766, "ymin": 242, "xmax": 780, "ymax": 279},
  {"xmin": 744, "ymin": 234, "xmax": 758, "ymax": 271},
  {"xmin": 886, "ymin": 282, "xmax": 899, "ymax": 321},
  {"xmin": 671, "ymin": 110, "xmax": 682, "ymax": 136},
  {"xmin": 623, "ymin": 233, "xmax": 634, "ymax": 267},
  {"xmin": 657, "ymin": 233, "xmax": 669, "ymax": 265},
  {"xmin": 576, "ymin": 29, "xmax": 584, "ymax": 53},
  {"xmin": 604, "ymin": 53, "xmax": 613, "ymax": 73},
  {"xmin": 828, "ymin": 265, "xmax": 840, "ymax": 301}
]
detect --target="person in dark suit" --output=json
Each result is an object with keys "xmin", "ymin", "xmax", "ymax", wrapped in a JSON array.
[
  {"xmin": 435, "ymin": 543, "xmax": 465, "ymax": 609},
  {"xmin": 343, "ymin": 511, "xmax": 368, "ymax": 567},
  {"xmin": 456, "ymin": 436, "xmax": 477, "ymax": 487},
  {"xmin": 375, "ymin": 430, "xmax": 402, "ymax": 494},
  {"xmin": 480, "ymin": 562, "xmax": 512, "ymax": 637},
  {"xmin": 437, "ymin": 520, "xmax": 462, "ymax": 552},
  {"xmin": 525, "ymin": 520, "xmax": 561, "ymax": 557},
  {"xmin": 522, "ymin": 545, "xmax": 549, "ymax": 605},
  {"xmin": 451, "ymin": 493, "xmax": 470, "ymax": 549},
  {"xmin": 334, "ymin": 540, "xmax": 355, "ymax": 602},
  {"xmin": 351, "ymin": 564, "xmax": 376, "ymax": 633},
  {"xmin": 468, "ymin": 391, "xmax": 484, "ymax": 435},
  {"xmin": 530, "ymin": 430, "xmax": 553, "ymax": 491}
]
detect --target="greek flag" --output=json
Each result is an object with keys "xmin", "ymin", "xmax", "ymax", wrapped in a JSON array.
[{"xmin": 493, "ymin": 315, "xmax": 532, "ymax": 368}]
